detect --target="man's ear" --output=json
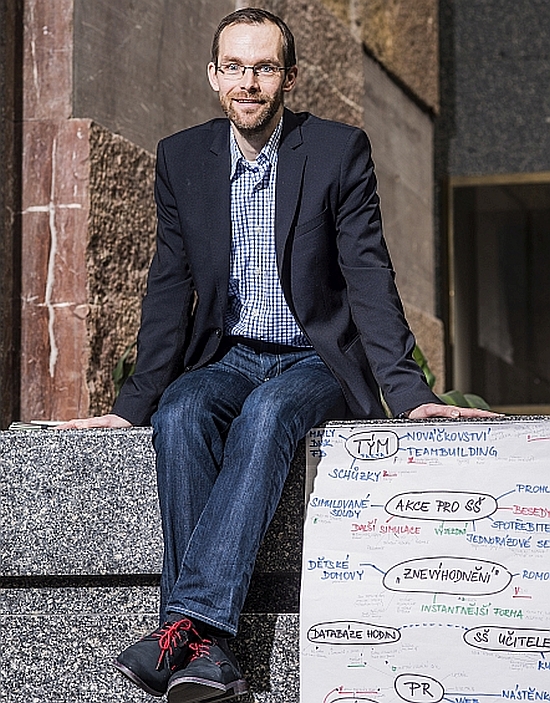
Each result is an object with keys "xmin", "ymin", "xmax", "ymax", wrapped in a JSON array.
[
  {"xmin": 282, "ymin": 65, "xmax": 298, "ymax": 93},
  {"xmin": 207, "ymin": 62, "xmax": 220, "ymax": 92}
]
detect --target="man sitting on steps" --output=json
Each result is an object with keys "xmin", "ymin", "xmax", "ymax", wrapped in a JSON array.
[{"xmin": 58, "ymin": 7, "xmax": 497, "ymax": 703}]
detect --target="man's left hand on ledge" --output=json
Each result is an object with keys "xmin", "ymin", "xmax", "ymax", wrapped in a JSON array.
[
  {"xmin": 55, "ymin": 413, "xmax": 132, "ymax": 430},
  {"xmin": 406, "ymin": 403, "xmax": 502, "ymax": 420}
]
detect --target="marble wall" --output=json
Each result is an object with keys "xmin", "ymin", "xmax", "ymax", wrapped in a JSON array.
[
  {"xmin": 20, "ymin": 120, "xmax": 156, "ymax": 420},
  {"xmin": 319, "ymin": 0, "xmax": 439, "ymax": 112},
  {"xmin": 20, "ymin": 0, "xmax": 85, "ymax": 421},
  {"xmin": 72, "ymin": 0, "xmax": 234, "ymax": 154},
  {"xmin": 21, "ymin": 0, "xmax": 160, "ymax": 420},
  {"xmin": 86, "ymin": 125, "xmax": 156, "ymax": 416}
]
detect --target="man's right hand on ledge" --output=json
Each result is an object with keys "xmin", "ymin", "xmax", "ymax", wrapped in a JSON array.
[{"xmin": 55, "ymin": 413, "xmax": 132, "ymax": 430}]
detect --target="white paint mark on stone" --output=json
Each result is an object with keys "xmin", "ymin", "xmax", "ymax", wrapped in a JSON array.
[{"xmin": 45, "ymin": 138, "xmax": 59, "ymax": 378}]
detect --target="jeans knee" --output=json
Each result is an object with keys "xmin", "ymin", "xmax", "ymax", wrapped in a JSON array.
[
  {"xmin": 153, "ymin": 383, "xmax": 206, "ymax": 438},
  {"xmin": 153, "ymin": 394, "xmax": 186, "ymax": 435},
  {"xmin": 238, "ymin": 392, "xmax": 298, "ymax": 449}
]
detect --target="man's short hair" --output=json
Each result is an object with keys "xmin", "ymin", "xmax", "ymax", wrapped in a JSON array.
[{"xmin": 211, "ymin": 7, "xmax": 297, "ymax": 69}]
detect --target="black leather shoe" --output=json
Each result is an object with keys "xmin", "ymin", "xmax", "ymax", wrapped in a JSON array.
[
  {"xmin": 166, "ymin": 636, "xmax": 248, "ymax": 702},
  {"xmin": 114, "ymin": 617, "xmax": 200, "ymax": 696}
]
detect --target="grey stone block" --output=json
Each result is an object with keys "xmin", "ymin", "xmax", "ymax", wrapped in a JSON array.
[
  {"xmin": 1, "ymin": 428, "xmax": 161, "ymax": 576},
  {"xmin": 0, "ymin": 586, "xmax": 298, "ymax": 703},
  {"xmin": 0, "ymin": 428, "xmax": 303, "ymax": 702}
]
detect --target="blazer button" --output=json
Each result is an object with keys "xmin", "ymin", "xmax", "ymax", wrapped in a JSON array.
[{"xmin": 214, "ymin": 328, "xmax": 222, "ymax": 338}]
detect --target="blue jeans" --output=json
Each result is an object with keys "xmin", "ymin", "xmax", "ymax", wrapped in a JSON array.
[{"xmin": 151, "ymin": 342, "xmax": 345, "ymax": 636}]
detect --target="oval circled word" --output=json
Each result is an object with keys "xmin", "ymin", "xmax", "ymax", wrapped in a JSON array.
[
  {"xmin": 383, "ymin": 556, "xmax": 512, "ymax": 596},
  {"xmin": 307, "ymin": 621, "xmax": 400, "ymax": 646},
  {"xmin": 385, "ymin": 490, "xmax": 497, "ymax": 522},
  {"xmin": 345, "ymin": 431, "xmax": 399, "ymax": 461},
  {"xmin": 394, "ymin": 673, "xmax": 444, "ymax": 703}
]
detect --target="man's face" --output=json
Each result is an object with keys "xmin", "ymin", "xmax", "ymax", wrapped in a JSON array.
[{"xmin": 208, "ymin": 22, "xmax": 297, "ymax": 136}]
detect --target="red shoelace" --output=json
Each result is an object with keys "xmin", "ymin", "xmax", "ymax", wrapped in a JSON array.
[
  {"xmin": 151, "ymin": 618, "xmax": 199, "ymax": 670},
  {"xmin": 188, "ymin": 637, "xmax": 215, "ymax": 663}
]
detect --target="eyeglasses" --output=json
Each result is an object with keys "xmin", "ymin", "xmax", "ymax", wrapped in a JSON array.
[{"xmin": 216, "ymin": 63, "xmax": 288, "ymax": 81}]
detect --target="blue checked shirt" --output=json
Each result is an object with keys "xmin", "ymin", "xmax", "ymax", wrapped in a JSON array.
[{"xmin": 224, "ymin": 120, "xmax": 310, "ymax": 346}]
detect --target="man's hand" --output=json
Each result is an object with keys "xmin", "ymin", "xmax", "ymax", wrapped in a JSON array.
[
  {"xmin": 55, "ymin": 413, "xmax": 132, "ymax": 430},
  {"xmin": 407, "ymin": 403, "xmax": 502, "ymax": 420}
]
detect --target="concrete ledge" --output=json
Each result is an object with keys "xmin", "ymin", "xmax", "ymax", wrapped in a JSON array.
[{"xmin": 0, "ymin": 428, "xmax": 303, "ymax": 702}]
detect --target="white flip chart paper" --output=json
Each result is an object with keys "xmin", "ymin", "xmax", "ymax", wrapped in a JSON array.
[{"xmin": 300, "ymin": 418, "xmax": 550, "ymax": 703}]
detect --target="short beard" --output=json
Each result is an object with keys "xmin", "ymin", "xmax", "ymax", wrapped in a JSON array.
[{"xmin": 219, "ymin": 90, "xmax": 283, "ymax": 136}]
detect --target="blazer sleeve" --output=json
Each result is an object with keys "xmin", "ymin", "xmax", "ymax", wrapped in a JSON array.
[
  {"xmin": 335, "ymin": 128, "xmax": 441, "ymax": 415},
  {"xmin": 112, "ymin": 140, "xmax": 196, "ymax": 426}
]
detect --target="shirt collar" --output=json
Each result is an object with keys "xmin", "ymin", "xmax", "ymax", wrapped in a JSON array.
[{"xmin": 229, "ymin": 117, "xmax": 283, "ymax": 180}]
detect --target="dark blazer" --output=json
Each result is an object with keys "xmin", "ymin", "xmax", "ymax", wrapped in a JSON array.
[{"xmin": 113, "ymin": 109, "xmax": 439, "ymax": 426}]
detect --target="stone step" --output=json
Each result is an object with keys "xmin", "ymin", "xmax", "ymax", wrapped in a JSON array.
[{"xmin": 0, "ymin": 428, "xmax": 303, "ymax": 702}]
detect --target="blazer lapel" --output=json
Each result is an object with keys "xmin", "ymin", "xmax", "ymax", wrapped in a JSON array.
[
  {"xmin": 275, "ymin": 109, "xmax": 307, "ymax": 274},
  {"xmin": 203, "ymin": 122, "xmax": 232, "ymax": 301}
]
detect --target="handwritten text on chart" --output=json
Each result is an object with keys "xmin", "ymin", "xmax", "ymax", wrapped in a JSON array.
[
  {"xmin": 382, "ymin": 556, "xmax": 512, "ymax": 595},
  {"xmin": 327, "ymin": 468, "xmax": 381, "ymax": 482},
  {"xmin": 352, "ymin": 520, "xmax": 422, "ymax": 536},
  {"xmin": 345, "ymin": 431, "xmax": 399, "ymax": 460},
  {"xmin": 307, "ymin": 555, "xmax": 365, "ymax": 581},
  {"xmin": 307, "ymin": 620, "xmax": 400, "ymax": 645},
  {"xmin": 310, "ymin": 495, "xmax": 371, "ymax": 519},
  {"xmin": 312, "ymin": 428, "xmax": 503, "ymax": 461},
  {"xmin": 394, "ymin": 674, "xmax": 445, "ymax": 703},
  {"xmin": 386, "ymin": 491, "xmax": 497, "ymax": 521},
  {"xmin": 402, "ymin": 429, "xmax": 493, "ymax": 443},
  {"xmin": 464, "ymin": 626, "xmax": 550, "ymax": 652},
  {"xmin": 401, "ymin": 428, "xmax": 498, "ymax": 459}
]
